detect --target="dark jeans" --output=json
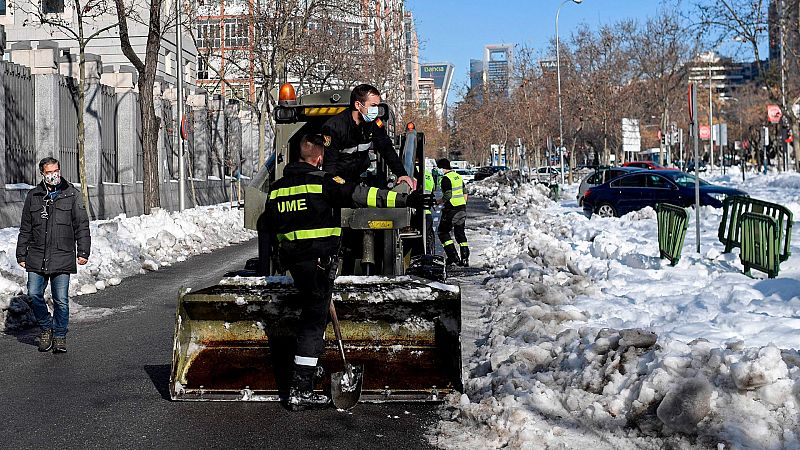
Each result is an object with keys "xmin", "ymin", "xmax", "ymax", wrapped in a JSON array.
[
  {"xmin": 27, "ymin": 272, "xmax": 70, "ymax": 337},
  {"xmin": 287, "ymin": 258, "xmax": 333, "ymax": 367}
]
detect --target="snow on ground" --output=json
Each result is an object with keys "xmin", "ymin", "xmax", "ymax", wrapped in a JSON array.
[
  {"xmin": 0, "ymin": 205, "xmax": 256, "ymax": 331},
  {"xmin": 433, "ymin": 169, "xmax": 800, "ymax": 449}
]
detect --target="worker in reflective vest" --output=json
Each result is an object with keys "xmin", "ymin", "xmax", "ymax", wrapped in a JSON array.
[
  {"xmin": 436, "ymin": 158, "xmax": 469, "ymax": 266},
  {"xmin": 265, "ymin": 134, "xmax": 431, "ymax": 411}
]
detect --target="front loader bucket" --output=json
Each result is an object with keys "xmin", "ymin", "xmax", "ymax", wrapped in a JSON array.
[{"xmin": 169, "ymin": 275, "xmax": 461, "ymax": 402}]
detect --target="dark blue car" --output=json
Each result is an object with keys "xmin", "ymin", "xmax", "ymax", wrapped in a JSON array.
[{"xmin": 582, "ymin": 170, "xmax": 748, "ymax": 217}]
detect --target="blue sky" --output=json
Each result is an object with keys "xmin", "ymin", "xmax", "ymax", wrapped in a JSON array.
[{"xmin": 406, "ymin": 0, "xmax": 677, "ymax": 100}]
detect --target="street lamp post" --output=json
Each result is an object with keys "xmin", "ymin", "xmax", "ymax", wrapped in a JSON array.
[
  {"xmin": 174, "ymin": 0, "xmax": 186, "ymax": 210},
  {"xmin": 556, "ymin": 0, "xmax": 582, "ymax": 184}
]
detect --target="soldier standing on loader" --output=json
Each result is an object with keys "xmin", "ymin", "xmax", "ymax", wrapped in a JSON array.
[
  {"xmin": 436, "ymin": 158, "xmax": 469, "ymax": 267},
  {"xmin": 320, "ymin": 83, "xmax": 416, "ymax": 189},
  {"xmin": 265, "ymin": 134, "xmax": 432, "ymax": 410}
]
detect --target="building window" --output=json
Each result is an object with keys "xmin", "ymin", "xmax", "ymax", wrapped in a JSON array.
[
  {"xmin": 0, "ymin": 0, "xmax": 6, "ymax": 15},
  {"xmin": 197, "ymin": 54, "xmax": 209, "ymax": 80},
  {"xmin": 197, "ymin": 20, "xmax": 221, "ymax": 48},
  {"xmin": 224, "ymin": 18, "xmax": 248, "ymax": 47},
  {"xmin": 42, "ymin": 0, "xmax": 64, "ymax": 14}
]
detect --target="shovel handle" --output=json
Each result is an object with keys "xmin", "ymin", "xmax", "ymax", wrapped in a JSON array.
[{"xmin": 329, "ymin": 298, "xmax": 352, "ymax": 379}]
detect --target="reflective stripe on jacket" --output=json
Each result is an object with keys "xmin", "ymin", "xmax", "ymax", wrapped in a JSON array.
[{"xmin": 265, "ymin": 162, "xmax": 410, "ymax": 265}]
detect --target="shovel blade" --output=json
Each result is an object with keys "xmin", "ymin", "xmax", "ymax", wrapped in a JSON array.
[{"xmin": 331, "ymin": 365, "xmax": 363, "ymax": 410}]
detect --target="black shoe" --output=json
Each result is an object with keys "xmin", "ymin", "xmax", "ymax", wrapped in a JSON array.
[
  {"xmin": 445, "ymin": 257, "xmax": 461, "ymax": 267},
  {"xmin": 37, "ymin": 329, "xmax": 53, "ymax": 352},
  {"xmin": 287, "ymin": 388, "xmax": 330, "ymax": 411},
  {"xmin": 52, "ymin": 336, "xmax": 67, "ymax": 353}
]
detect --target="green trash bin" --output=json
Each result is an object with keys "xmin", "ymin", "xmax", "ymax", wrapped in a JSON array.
[
  {"xmin": 740, "ymin": 212, "xmax": 781, "ymax": 278},
  {"xmin": 547, "ymin": 183, "xmax": 560, "ymax": 201},
  {"xmin": 656, "ymin": 203, "xmax": 689, "ymax": 266}
]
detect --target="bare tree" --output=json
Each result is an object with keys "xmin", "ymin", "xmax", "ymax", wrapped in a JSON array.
[
  {"xmin": 114, "ymin": 0, "xmax": 175, "ymax": 213},
  {"xmin": 631, "ymin": 10, "xmax": 695, "ymax": 166},
  {"xmin": 18, "ymin": 0, "xmax": 122, "ymax": 214},
  {"xmin": 688, "ymin": 0, "xmax": 771, "ymax": 91}
]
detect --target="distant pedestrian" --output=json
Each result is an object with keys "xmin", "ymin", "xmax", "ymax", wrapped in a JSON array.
[{"xmin": 16, "ymin": 157, "xmax": 91, "ymax": 353}]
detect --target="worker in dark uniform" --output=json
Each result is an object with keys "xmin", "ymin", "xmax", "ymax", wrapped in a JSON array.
[
  {"xmin": 423, "ymin": 165, "xmax": 436, "ymax": 254},
  {"xmin": 320, "ymin": 83, "xmax": 416, "ymax": 189},
  {"xmin": 436, "ymin": 158, "xmax": 469, "ymax": 267},
  {"xmin": 265, "ymin": 134, "xmax": 432, "ymax": 411}
]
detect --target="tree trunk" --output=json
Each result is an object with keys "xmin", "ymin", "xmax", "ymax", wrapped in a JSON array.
[
  {"xmin": 140, "ymin": 79, "xmax": 160, "ymax": 213},
  {"xmin": 115, "ymin": 0, "xmax": 162, "ymax": 214},
  {"xmin": 258, "ymin": 94, "xmax": 269, "ymax": 168},
  {"xmin": 77, "ymin": 43, "xmax": 92, "ymax": 217}
]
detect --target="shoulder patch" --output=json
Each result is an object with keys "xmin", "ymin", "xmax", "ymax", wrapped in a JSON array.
[
  {"xmin": 332, "ymin": 176, "xmax": 345, "ymax": 184},
  {"xmin": 323, "ymin": 135, "xmax": 332, "ymax": 147},
  {"xmin": 375, "ymin": 118, "xmax": 384, "ymax": 128}
]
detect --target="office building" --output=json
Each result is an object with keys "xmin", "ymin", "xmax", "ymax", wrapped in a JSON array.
[
  {"xmin": 469, "ymin": 44, "xmax": 514, "ymax": 98},
  {"xmin": 686, "ymin": 51, "xmax": 760, "ymax": 101},
  {"xmin": 418, "ymin": 62, "xmax": 454, "ymax": 123}
]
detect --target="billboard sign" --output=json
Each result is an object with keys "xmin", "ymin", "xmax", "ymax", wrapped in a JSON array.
[
  {"xmin": 621, "ymin": 118, "xmax": 641, "ymax": 154},
  {"xmin": 420, "ymin": 64, "xmax": 451, "ymax": 89},
  {"xmin": 539, "ymin": 60, "xmax": 557, "ymax": 73}
]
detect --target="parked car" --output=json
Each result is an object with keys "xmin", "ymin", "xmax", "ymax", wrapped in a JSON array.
[
  {"xmin": 582, "ymin": 170, "xmax": 748, "ymax": 218},
  {"xmin": 533, "ymin": 166, "xmax": 567, "ymax": 182},
  {"xmin": 576, "ymin": 166, "xmax": 643, "ymax": 205},
  {"xmin": 473, "ymin": 166, "xmax": 507, "ymax": 181},
  {"xmin": 622, "ymin": 161, "xmax": 679, "ymax": 170},
  {"xmin": 455, "ymin": 168, "xmax": 476, "ymax": 183}
]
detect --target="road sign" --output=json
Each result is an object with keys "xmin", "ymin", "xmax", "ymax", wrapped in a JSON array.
[
  {"xmin": 767, "ymin": 104, "xmax": 782, "ymax": 124},
  {"xmin": 622, "ymin": 118, "xmax": 641, "ymax": 154},
  {"xmin": 699, "ymin": 125, "xmax": 710, "ymax": 140}
]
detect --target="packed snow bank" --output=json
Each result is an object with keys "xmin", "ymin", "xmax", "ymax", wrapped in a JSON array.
[
  {"xmin": 0, "ymin": 205, "xmax": 256, "ymax": 331},
  {"xmin": 433, "ymin": 175, "xmax": 800, "ymax": 449}
]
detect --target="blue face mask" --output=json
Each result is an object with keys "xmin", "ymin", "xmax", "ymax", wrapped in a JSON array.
[{"xmin": 361, "ymin": 105, "xmax": 379, "ymax": 122}]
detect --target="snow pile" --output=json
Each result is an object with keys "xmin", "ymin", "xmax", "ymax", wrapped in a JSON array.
[
  {"xmin": 435, "ymin": 175, "xmax": 800, "ymax": 449},
  {"xmin": 0, "ymin": 205, "xmax": 255, "ymax": 331}
]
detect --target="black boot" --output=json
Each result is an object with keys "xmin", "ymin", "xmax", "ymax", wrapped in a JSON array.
[
  {"xmin": 444, "ymin": 246, "xmax": 461, "ymax": 266},
  {"xmin": 287, "ymin": 365, "xmax": 329, "ymax": 411},
  {"xmin": 459, "ymin": 247, "xmax": 470, "ymax": 267}
]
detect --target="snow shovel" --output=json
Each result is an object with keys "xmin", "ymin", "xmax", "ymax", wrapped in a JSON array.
[{"xmin": 329, "ymin": 298, "xmax": 363, "ymax": 410}]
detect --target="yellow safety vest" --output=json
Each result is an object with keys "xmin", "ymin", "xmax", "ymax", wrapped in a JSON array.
[
  {"xmin": 424, "ymin": 170, "xmax": 435, "ymax": 215},
  {"xmin": 444, "ymin": 171, "xmax": 466, "ymax": 207}
]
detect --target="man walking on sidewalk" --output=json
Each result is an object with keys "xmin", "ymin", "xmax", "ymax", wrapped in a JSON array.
[
  {"xmin": 436, "ymin": 158, "xmax": 469, "ymax": 267},
  {"xmin": 16, "ymin": 157, "xmax": 91, "ymax": 353}
]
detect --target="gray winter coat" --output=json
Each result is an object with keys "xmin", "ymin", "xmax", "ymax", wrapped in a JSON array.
[{"xmin": 16, "ymin": 179, "xmax": 91, "ymax": 274}]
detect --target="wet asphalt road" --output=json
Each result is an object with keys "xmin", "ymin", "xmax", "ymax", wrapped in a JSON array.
[{"xmin": 0, "ymin": 240, "xmax": 440, "ymax": 450}]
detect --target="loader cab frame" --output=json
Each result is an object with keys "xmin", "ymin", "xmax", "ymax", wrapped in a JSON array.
[{"xmin": 243, "ymin": 85, "xmax": 427, "ymax": 278}]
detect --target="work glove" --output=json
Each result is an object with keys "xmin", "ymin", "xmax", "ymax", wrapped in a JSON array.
[{"xmin": 406, "ymin": 190, "xmax": 435, "ymax": 209}]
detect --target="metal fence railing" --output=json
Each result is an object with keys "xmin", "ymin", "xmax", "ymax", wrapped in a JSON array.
[
  {"xmin": 58, "ymin": 75, "xmax": 79, "ymax": 183},
  {"xmin": 100, "ymin": 84, "xmax": 118, "ymax": 183},
  {"xmin": 3, "ymin": 61, "xmax": 36, "ymax": 185}
]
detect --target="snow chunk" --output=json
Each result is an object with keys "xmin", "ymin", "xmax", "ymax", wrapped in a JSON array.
[{"xmin": 656, "ymin": 377, "xmax": 713, "ymax": 433}]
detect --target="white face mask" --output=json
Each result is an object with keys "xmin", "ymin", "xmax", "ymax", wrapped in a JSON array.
[
  {"xmin": 44, "ymin": 170, "xmax": 61, "ymax": 186},
  {"xmin": 360, "ymin": 104, "xmax": 379, "ymax": 122}
]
